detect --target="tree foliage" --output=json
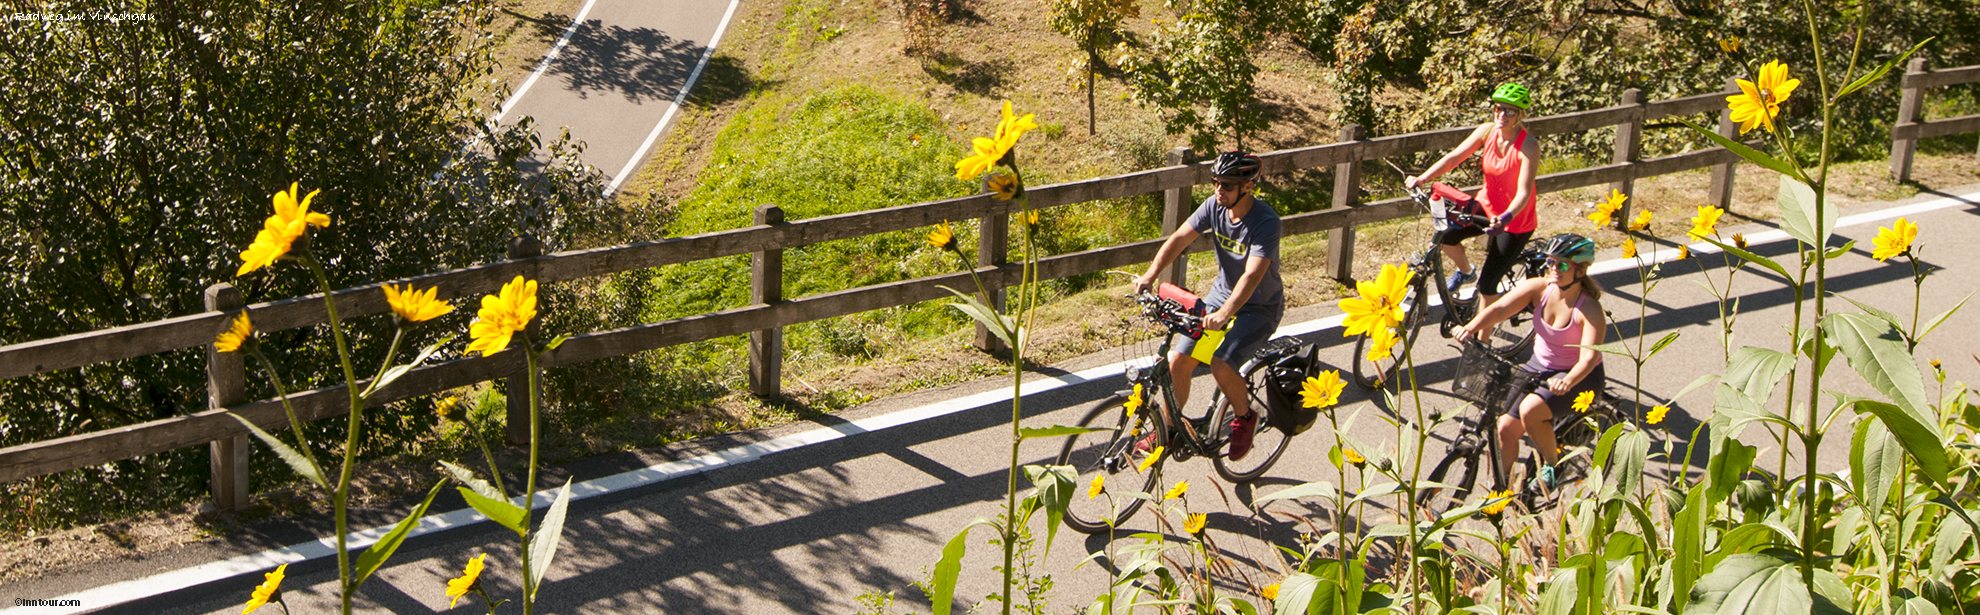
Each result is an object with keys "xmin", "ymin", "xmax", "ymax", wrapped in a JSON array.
[{"xmin": 1048, "ymin": 0, "xmax": 1139, "ymax": 134}]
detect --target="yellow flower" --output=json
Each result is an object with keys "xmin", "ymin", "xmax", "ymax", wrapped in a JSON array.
[
  {"xmin": 1024, "ymin": 209, "xmax": 1040, "ymax": 227},
  {"xmin": 243, "ymin": 564, "xmax": 286, "ymax": 614},
  {"xmin": 1262, "ymin": 583, "xmax": 1281, "ymax": 601},
  {"xmin": 1184, "ymin": 512, "xmax": 1207, "ymax": 534},
  {"xmin": 215, "ymin": 313, "xmax": 254, "ymax": 353},
  {"xmin": 384, "ymin": 283, "xmax": 455, "ymax": 323},
  {"xmin": 445, "ymin": 554, "xmax": 486, "ymax": 608},
  {"xmin": 1733, "ymin": 233, "xmax": 1748, "ymax": 249},
  {"xmin": 1629, "ymin": 210, "xmax": 1653, "ymax": 231},
  {"xmin": 1678, "ymin": 244, "xmax": 1692, "ymax": 259},
  {"xmin": 1123, "ymin": 383, "xmax": 1145, "ymax": 416},
  {"xmin": 1138, "ymin": 446, "xmax": 1163, "ymax": 472},
  {"xmin": 1872, "ymin": 217, "xmax": 1917, "ymax": 261},
  {"xmin": 1572, "ymin": 390, "xmax": 1595, "ymax": 413},
  {"xmin": 1482, "ymin": 489, "xmax": 1515, "ymax": 517},
  {"xmin": 954, "ymin": 101, "xmax": 1036, "ymax": 181},
  {"xmin": 1164, "ymin": 480, "xmax": 1189, "ymax": 501},
  {"xmin": 926, "ymin": 220, "xmax": 956, "ymax": 251},
  {"xmin": 1727, "ymin": 60, "xmax": 1801, "ymax": 134},
  {"xmin": 1622, "ymin": 237, "xmax": 1638, "ymax": 259},
  {"xmin": 1344, "ymin": 447, "xmax": 1367, "ymax": 467},
  {"xmin": 986, "ymin": 173, "xmax": 1021, "ymax": 200},
  {"xmin": 237, "ymin": 183, "xmax": 330, "ymax": 276},
  {"xmin": 464, "ymin": 276, "xmax": 538, "ymax": 357},
  {"xmin": 1300, "ymin": 371, "xmax": 1346, "ymax": 409},
  {"xmin": 1588, "ymin": 189, "xmax": 1627, "ymax": 228},
  {"xmin": 1689, "ymin": 206, "xmax": 1725, "ymax": 240},
  {"xmin": 1339, "ymin": 263, "xmax": 1413, "ymax": 336},
  {"xmin": 1088, "ymin": 474, "xmax": 1105, "ymax": 499},
  {"xmin": 1363, "ymin": 325, "xmax": 1399, "ymax": 364},
  {"xmin": 1647, "ymin": 405, "xmax": 1670, "ymax": 425},
  {"xmin": 1718, "ymin": 36, "xmax": 1740, "ymax": 53},
  {"xmin": 435, "ymin": 395, "xmax": 466, "ymax": 422}
]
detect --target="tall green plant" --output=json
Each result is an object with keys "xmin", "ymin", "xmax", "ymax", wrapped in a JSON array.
[{"xmin": 1047, "ymin": 0, "xmax": 1139, "ymax": 135}]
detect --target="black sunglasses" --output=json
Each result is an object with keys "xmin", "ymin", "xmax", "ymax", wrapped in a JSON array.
[{"xmin": 1214, "ymin": 180, "xmax": 1246, "ymax": 191}]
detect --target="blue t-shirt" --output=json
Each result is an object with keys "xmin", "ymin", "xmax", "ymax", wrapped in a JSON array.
[{"xmin": 1186, "ymin": 194, "xmax": 1284, "ymax": 309}]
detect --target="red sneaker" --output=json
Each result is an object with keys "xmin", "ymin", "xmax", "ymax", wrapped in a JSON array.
[{"xmin": 1227, "ymin": 413, "xmax": 1257, "ymax": 461}]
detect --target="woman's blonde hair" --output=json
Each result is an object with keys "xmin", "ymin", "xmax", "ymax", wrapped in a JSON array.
[{"xmin": 1576, "ymin": 263, "xmax": 1604, "ymax": 301}]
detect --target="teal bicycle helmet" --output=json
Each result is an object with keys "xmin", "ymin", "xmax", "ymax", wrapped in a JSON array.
[
  {"xmin": 1540, "ymin": 233, "xmax": 1597, "ymax": 264},
  {"xmin": 1490, "ymin": 83, "xmax": 1532, "ymax": 110}
]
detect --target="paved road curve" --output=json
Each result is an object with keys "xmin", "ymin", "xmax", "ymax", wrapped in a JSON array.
[{"xmin": 12, "ymin": 187, "xmax": 1980, "ymax": 614}]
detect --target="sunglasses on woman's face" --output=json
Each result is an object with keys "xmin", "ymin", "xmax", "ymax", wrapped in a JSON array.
[
  {"xmin": 1493, "ymin": 105, "xmax": 1522, "ymax": 115},
  {"xmin": 1547, "ymin": 258, "xmax": 1575, "ymax": 272}
]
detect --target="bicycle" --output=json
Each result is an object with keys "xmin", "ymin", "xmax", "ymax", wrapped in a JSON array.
[
  {"xmin": 1351, "ymin": 182, "xmax": 1544, "ymax": 390},
  {"xmin": 1417, "ymin": 340, "xmax": 1621, "ymax": 514},
  {"xmin": 1056, "ymin": 284, "xmax": 1299, "ymax": 534}
]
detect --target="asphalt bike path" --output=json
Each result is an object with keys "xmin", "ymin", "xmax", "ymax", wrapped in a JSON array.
[{"xmin": 9, "ymin": 185, "xmax": 1979, "ymax": 613}]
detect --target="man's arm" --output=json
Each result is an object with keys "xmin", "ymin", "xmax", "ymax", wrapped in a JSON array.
[
  {"xmin": 1206, "ymin": 255, "xmax": 1272, "ymax": 330},
  {"xmin": 1133, "ymin": 225, "xmax": 1202, "ymax": 294}
]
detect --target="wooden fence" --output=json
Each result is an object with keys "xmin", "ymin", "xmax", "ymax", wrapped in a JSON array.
[
  {"xmin": 1891, "ymin": 59, "xmax": 1980, "ymax": 181},
  {"xmin": 3, "ymin": 72, "xmax": 1973, "ymax": 510}
]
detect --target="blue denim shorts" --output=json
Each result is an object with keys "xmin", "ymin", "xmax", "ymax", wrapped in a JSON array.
[{"xmin": 1175, "ymin": 301, "xmax": 1284, "ymax": 367}]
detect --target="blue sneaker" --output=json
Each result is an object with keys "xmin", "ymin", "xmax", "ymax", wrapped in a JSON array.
[
  {"xmin": 1445, "ymin": 268, "xmax": 1474, "ymax": 293},
  {"xmin": 1536, "ymin": 465, "xmax": 1557, "ymax": 489}
]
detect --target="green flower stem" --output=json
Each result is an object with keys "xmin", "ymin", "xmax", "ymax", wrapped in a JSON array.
[
  {"xmin": 522, "ymin": 346, "xmax": 542, "ymax": 615},
  {"xmin": 1402, "ymin": 350, "xmax": 1425, "ymax": 615},
  {"xmin": 366, "ymin": 327, "xmax": 407, "ymax": 398},
  {"xmin": 465, "ymin": 405, "xmax": 508, "ymax": 498},
  {"xmin": 244, "ymin": 346, "xmax": 325, "ymax": 481},
  {"xmin": 1906, "ymin": 255, "xmax": 1922, "ymax": 352},
  {"xmin": 1798, "ymin": 0, "xmax": 1835, "ymax": 595},
  {"xmin": 301, "ymin": 254, "xmax": 363, "ymax": 615}
]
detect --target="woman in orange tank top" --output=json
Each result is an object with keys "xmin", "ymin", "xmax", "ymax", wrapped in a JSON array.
[{"xmin": 1405, "ymin": 83, "xmax": 1542, "ymax": 309}]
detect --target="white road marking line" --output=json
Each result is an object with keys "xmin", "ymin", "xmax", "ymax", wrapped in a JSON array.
[
  {"xmin": 16, "ymin": 189, "xmax": 1976, "ymax": 615},
  {"xmin": 493, "ymin": 0, "xmax": 603, "ymax": 123},
  {"xmin": 606, "ymin": 0, "xmax": 743, "ymax": 195}
]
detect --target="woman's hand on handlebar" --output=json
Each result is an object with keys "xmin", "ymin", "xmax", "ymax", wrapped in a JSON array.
[{"xmin": 1404, "ymin": 175, "xmax": 1423, "ymax": 190}]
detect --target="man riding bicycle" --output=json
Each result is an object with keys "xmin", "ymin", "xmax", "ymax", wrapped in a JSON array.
[
  {"xmin": 1406, "ymin": 83, "xmax": 1543, "ymax": 310},
  {"xmin": 1454, "ymin": 233, "xmax": 1607, "ymax": 491},
  {"xmin": 1131, "ymin": 151, "xmax": 1285, "ymax": 461}
]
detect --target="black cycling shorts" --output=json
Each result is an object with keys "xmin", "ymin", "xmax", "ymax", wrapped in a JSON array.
[{"xmin": 1436, "ymin": 227, "xmax": 1533, "ymax": 295}]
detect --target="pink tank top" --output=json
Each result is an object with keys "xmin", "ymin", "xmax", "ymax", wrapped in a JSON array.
[
  {"xmin": 1531, "ymin": 283, "xmax": 1597, "ymax": 371},
  {"xmin": 1481, "ymin": 127, "xmax": 1538, "ymax": 234}
]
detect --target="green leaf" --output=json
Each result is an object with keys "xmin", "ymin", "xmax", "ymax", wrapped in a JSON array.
[
  {"xmin": 1776, "ymin": 176, "xmax": 1834, "ymax": 249},
  {"xmin": 1836, "ymin": 38, "xmax": 1933, "ymax": 100},
  {"xmin": 1348, "ymin": 482, "xmax": 1405, "ymax": 507},
  {"xmin": 1536, "ymin": 567, "xmax": 1579, "ymax": 615},
  {"xmin": 1698, "ymin": 236, "xmax": 1793, "ymax": 282},
  {"xmin": 1684, "ymin": 552, "xmax": 1793, "ymax": 614},
  {"xmin": 1714, "ymin": 383, "xmax": 1798, "ymax": 434},
  {"xmin": 1272, "ymin": 571, "xmax": 1322, "ymax": 615},
  {"xmin": 1256, "ymin": 480, "xmax": 1337, "ymax": 504},
  {"xmin": 229, "ymin": 413, "xmax": 326, "ymax": 489},
  {"xmin": 1930, "ymin": 510, "xmax": 1973, "ymax": 573},
  {"xmin": 355, "ymin": 480, "xmax": 445, "ymax": 588},
  {"xmin": 1927, "ymin": 496, "xmax": 1980, "ymax": 537},
  {"xmin": 1574, "ymin": 341, "xmax": 1632, "ymax": 357},
  {"xmin": 1672, "ymin": 373, "xmax": 1721, "ymax": 405},
  {"xmin": 526, "ymin": 478, "xmax": 574, "ymax": 600},
  {"xmin": 1671, "ymin": 486, "xmax": 1709, "ymax": 609},
  {"xmin": 458, "ymin": 485, "xmax": 527, "ymax": 534},
  {"xmin": 1850, "ymin": 417, "xmax": 1903, "ymax": 513},
  {"xmin": 1017, "ymin": 425, "xmax": 1105, "ymax": 440},
  {"xmin": 1724, "ymin": 347, "xmax": 1795, "ymax": 404},
  {"xmin": 1612, "ymin": 430, "xmax": 1651, "ymax": 497},
  {"xmin": 939, "ymin": 285, "xmax": 1016, "ymax": 347},
  {"xmin": 931, "ymin": 518, "xmax": 998, "ymax": 615},
  {"xmin": 1822, "ymin": 239, "xmax": 1856, "ymax": 261},
  {"xmin": 1645, "ymin": 332, "xmax": 1681, "ymax": 362},
  {"xmin": 362, "ymin": 334, "xmax": 454, "ymax": 398},
  {"xmin": 439, "ymin": 460, "xmax": 506, "ymax": 502},
  {"xmin": 1674, "ymin": 118, "xmax": 1802, "ymax": 180},
  {"xmin": 1917, "ymin": 287, "xmax": 1978, "ymax": 344},
  {"xmin": 1594, "ymin": 423, "xmax": 1627, "ymax": 471},
  {"xmin": 1835, "ymin": 294, "xmax": 1905, "ymax": 333},
  {"xmin": 542, "ymin": 333, "xmax": 572, "ymax": 352},
  {"xmin": 1706, "ymin": 438, "xmax": 1758, "ymax": 506},
  {"xmin": 1024, "ymin": 464, "xmax": 1078, "ymax": 557},
  {"xmin": 1826, "ymin": 313, "xmax": 1946, "ymax": 479}
]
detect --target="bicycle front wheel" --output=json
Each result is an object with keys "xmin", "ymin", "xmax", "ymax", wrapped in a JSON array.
[
  {"xmin": 1058, "ymin": 395, "xmax": 1162, "ymax": 534},
  {"xmin": 1419, "ymin": 414, "xmax": 1500, "ymax": 514},
  {"xmin": 1211, "ymin": 360, "xmax": 1293, "ymax": 483},
  {"xmin": 1353, "ymin": 276, "xmax": 1428, "ymax": 390}
]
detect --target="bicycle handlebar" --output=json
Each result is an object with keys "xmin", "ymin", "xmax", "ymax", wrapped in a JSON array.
[{"xmin": 1131, "ymin": 291, "xmax": 1205, "ymax": 339}]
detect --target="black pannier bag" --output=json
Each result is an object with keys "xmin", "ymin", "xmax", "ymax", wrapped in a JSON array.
[{"xmin": 1255, "ymin": 337, "xmax": 1323, "ymax": 436}]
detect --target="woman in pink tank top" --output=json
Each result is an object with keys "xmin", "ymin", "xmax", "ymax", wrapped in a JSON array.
[
  {"xmin": 1454, "ymin": 233, "xmax": 1607, "ymax": 492},
  {"xmin": 1406, "ymin": 83, "xmax": 1543, "ymax": 309}
]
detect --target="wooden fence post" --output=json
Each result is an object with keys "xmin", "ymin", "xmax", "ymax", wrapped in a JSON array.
[
  {"xmin": 505, "ymin": 234, "xmax": 544, "ymax": 445},
  {"xmin": 205, "ymin": 283, "xmax": 250, "ymax": 511},
  {"xmin": 972, "ymin": 196, "xmax": 1010, "ymax": 354},
  {"xmin": 1160, "ymin": 147, "xmax": 1195, "ymax": 289},
  {"xmin": 1327, "ymin": 125, "xmax": 1365, "ymax": 282},
  {"xmin": 749, "ymin": 205, "xmax": 785, "ymax": 397},
  {"xmin": 1891, "ymin": 57, "xmax": 1928, "ymax": 182},
  {"xmin": 1609, "ymin": 88, "xmax": 1644, "ymax": 230},
  {"xmin": 1708, "ymin": 78, "xmax": 1741, "ymax": 211}
]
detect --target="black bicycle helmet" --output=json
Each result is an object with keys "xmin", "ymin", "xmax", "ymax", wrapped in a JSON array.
[
  {"xmin": 1211, "ymin": 150, "xmax": 1262, "ymax": 181},
  {"xmin": 1539, "ymin": 233, "xmax": 1597, "ymax": 264}
]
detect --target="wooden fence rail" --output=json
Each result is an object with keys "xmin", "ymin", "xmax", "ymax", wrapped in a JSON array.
[
  {"xmin": 5, "ymin": 73, "xmax": 1976, "ymax": 508},
  {"xmin": 1892, "ymin": 59, "xmax": 1980, "ymax": 181}
]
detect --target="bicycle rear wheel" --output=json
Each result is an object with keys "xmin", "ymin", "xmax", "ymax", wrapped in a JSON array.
[
  {"xmin": 1353, "ymin": 276, "xmax": 1428, "ymax": 390},
  {"xmin": 1211, "ymin": 360, "xmax": 1293, "ymax": 483},
  {"xmin": 1419, "ymin": 414, "xmax": 1503, "ymax": 514},
  {"xmin": 1548, "ymin": 391, "xmax": 1621, "ymax": 486},
  {"xmin": 1059, "ymin": 395, "xmax": 1163, "ymax": 534}
]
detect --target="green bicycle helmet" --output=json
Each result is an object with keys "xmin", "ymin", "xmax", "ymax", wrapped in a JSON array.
[
  {"xmin": 1490, "ymin": 83, "xmax": 1532, "ymax": 110},
  {"xmin": 1539, "ymin": 233, "xmax": 1597, "ymax": 264}
]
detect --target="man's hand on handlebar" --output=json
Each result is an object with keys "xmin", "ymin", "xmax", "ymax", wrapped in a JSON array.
[
  {"xmin": 1204, "ymin": 309, "xmax": 1232, "ymax": 332},
  {"xmin": 1131, "ymin": 273, "xmax": 1157, "ymax": 296}
]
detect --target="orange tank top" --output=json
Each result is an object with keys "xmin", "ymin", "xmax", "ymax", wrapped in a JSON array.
[{"xmin": 1480, "ymin": 126, "xmax": 1538, "ymax": 234}]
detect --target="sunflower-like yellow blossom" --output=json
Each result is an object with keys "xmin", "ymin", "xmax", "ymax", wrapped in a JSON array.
[
  {"xmin": 216, "ymin": 313, "xmax": 254, "ymax": 353},
  {"xmin": 1678, "ymin": 244, "xmax": 1692, "ymax": 259},
  {"xmin": 243, "ymin": 564, "xmax": 287, "ymax": 614},
  {"xmin": 435, "ymin": 395, "xmax": 466, "ymax": 422},
  {"xmin": 1719, "ymin": 36, "xmax": 1740, "ymax": 53},
  {"xmin": 1088, "ymin": 474, "xmax": 1105, "ymax": 499},
  {"xmin": 927, "ymin": 220, "xmax": 956, "ymax": 251},
  {"xmin": 1262, "ymin": 583, "xmax": 1281, "ymax": 601},
  {"xmin": 1024, "ymin": 209, "xmax": 1040, "ymax": 227},
  {"xmin": 1482, "ymin": 489, "xmax": 1516, "ymax": 517},
  {"xmin": 1689, "ymin": 206, "xmax": 1725, "ymax": 240},
  {"xmin": 384, "ymin": 283, "xmax": 455, "ymax": 323},
  {"xmin": 1589, "ymin": 189, "xmax": 1627, "ymax": 228},
  {"xmin": 1622, "ymin": 237, "xmax": 1638, "ymax": 259},
  {"xmin": 1872, "ymin": 217, "xmax": 1917, "ymax": 261},
  {"xmin": 954, "ymin": 101, "xmax": 1037, "ymax": 181},
  {"xmin": 1301, "ymin": 371, "xmax": 1345, "ymax": 409},
  {"xmin": 1123, "ymin": 383, "xmax": 1144, "ymax": 416},
  {"xmin": 1344, "ymin": 447, "xmax": 1367, "ymax": 467},
  {"xmin": 1629, "ymin": 210, "xmax": 1653, "ymax": 231},
  {"xmin": 1733, "ymin": 234, "xmax": 1748, "ymax": 249},
  {"xmin": 986, "ymin": 173, "xmax": 1021, "ymax": 200},
  {"xmin": 1138, "ymin": 446, "xmax": 1163, "ymax": 472},
  {"xmin": 1728, "ymin": 60, "xmax": 1801, "ymax": 134},
  {"xmin": 238, "ymin": 183, "xmax": 331, "ymax": 276},
  {"xmin": 445, "ymin": 554, "xmax": 487, "ymax": 608},
  {"xmin": 1364, "ymin": 326, "xmax": 1399, "ymax": 364},
  {"xmin": 464, "ymin": 276, "xmax": 538, "ymax": 357},
  {"xmin": 1164, "ymin": 480, "xmax": 1189, "ymax": 501},
  {"xmin": 1184, "ymin": 512, "xmax": 1207, "ymax": 534},
  {"xmin": 1340, "ymin": 264, "xmax": 1413, "ymax": 336},
  {"xmin": 1647, "ymin": 405, "xmax": 1670, "ymax": 425},
  {"xmin": 1572, "ymin": 390, "xmax": 1595, "ymax": 413}
]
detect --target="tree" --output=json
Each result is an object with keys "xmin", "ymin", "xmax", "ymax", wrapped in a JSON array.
[{"xmin": 1049, "ymin": 0, "xmax": 1139, "ymax": 135}]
